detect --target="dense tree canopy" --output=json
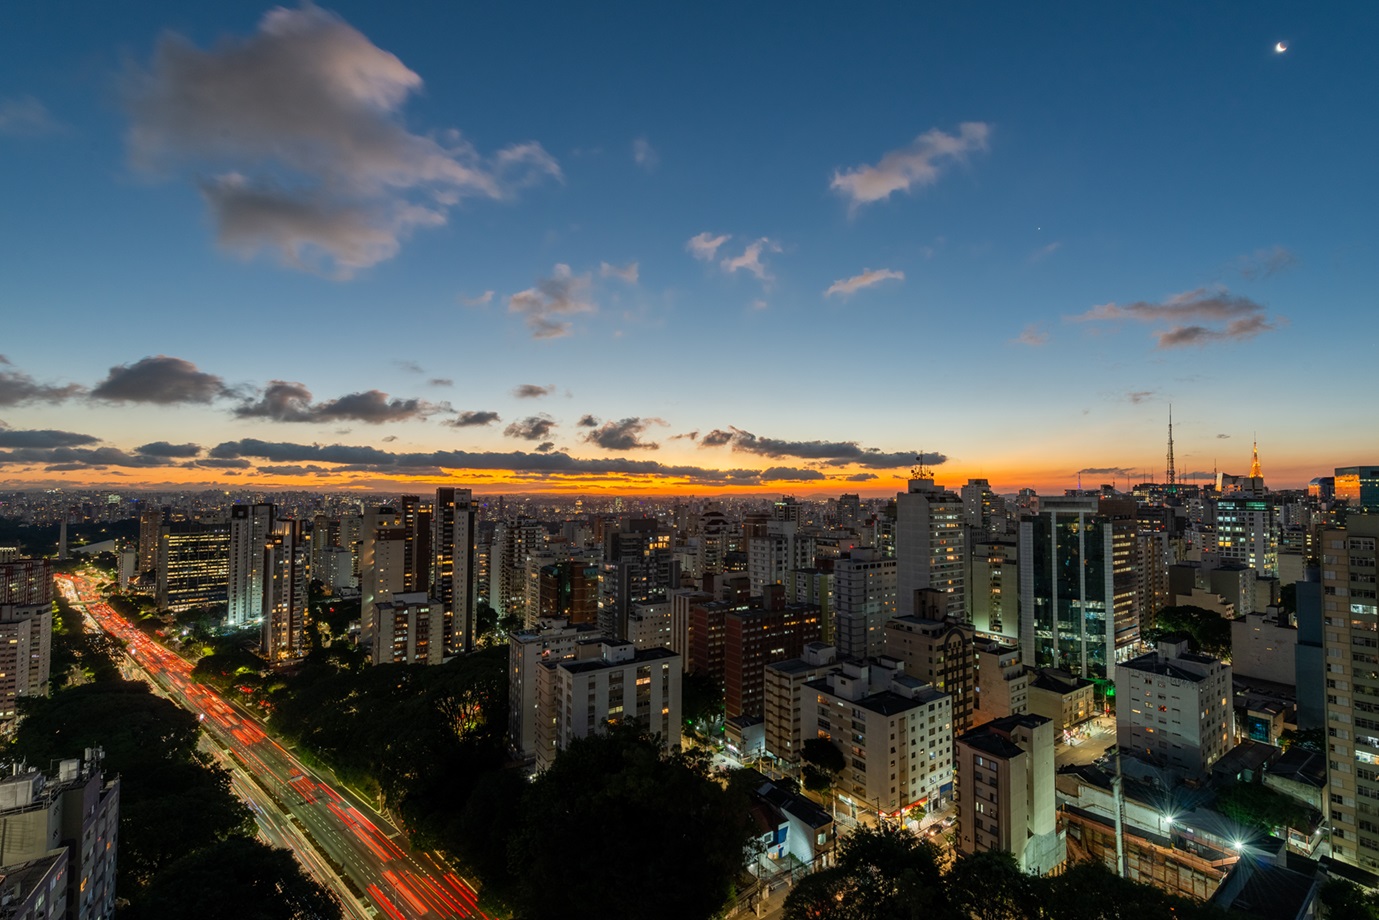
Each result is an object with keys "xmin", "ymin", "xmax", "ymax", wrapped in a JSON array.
[
  {"xmin": 508, "ymin": 730, "xmax": 754, "ymax": 920},
  {"xmin": 1145, "ymin": 605, "xmax": 1231, "ymax": 659},
  {"xmin": 126, "ymin": 837, "xmax": 341, "ymax": 920}
]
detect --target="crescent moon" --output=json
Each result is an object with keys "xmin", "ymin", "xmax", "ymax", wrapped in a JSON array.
[{"xmin": 1275, "ymin": 41, "xmax": 1288, "ymax": 53}]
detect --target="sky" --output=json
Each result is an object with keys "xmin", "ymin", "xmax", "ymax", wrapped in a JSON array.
[{"xmin": 1, "ymin": 2, "xmax": 1374, "ymax": 496}]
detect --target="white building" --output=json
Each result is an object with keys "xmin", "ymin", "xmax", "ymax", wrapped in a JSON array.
[
  {"xmin": 227, "ymin": 503, "xmax": 275, "ymax": 627},
  {"xmin": 955, "ymin": 713, "xmax": 1064, "ymax": 875},
  {"xmin": 0, "ymin": 604, "xmax": 51, "ymax": 729},
  {"xmin": 1116, "ymin": 638, "xmax": 1234, "ymax": 779},
  {"xmin": 533, "ymin": 639, "xmax": 681, "ymax": 772},
  {"xmin": 895, "ymin": 477, "xmax": 965, "ymax": 619},
  {"xmin": 508, "ymin": 619, "xmax": 602, "ymax": 762},
  {"xmin": 262, "ymin": 518, "xmax": 310, "ymax": 662},
  {"xmin": 748, "ymin": 522, "xmax": 815, "ymax": 596},
  {"xmin": 803, "ymin": 658, "xmax": 952, "ymax": 817},
  {"xmin": 973, "ymin": 638, "xmax": 1029, "ymax": 726},
  {"xmin": 626, "ymin": 600, "xmax": 673, "ymax": 651}
]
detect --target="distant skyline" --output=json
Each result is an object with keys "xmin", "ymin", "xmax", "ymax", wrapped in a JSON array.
[{"xmin": 2, "ymin": 3, "xmax": 1374, "ymax": 495}]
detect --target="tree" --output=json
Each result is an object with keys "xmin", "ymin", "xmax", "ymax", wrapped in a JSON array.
[
  {"xmin": 1318, "ymin": 878, "xmax": 1379, "ymax": 920},
  {"xmin": 509, "ymin": 730, "xmax": 753, "ymax": 920},
  {"xmin": 801, "ymin": 737, "xmax": 845, "ymax": 795},
  {"xmin": 1213, "ymin": 781, "xmax": 1313, "ymax": 835},
  {"xmin": 782, "ymin": 824, "xmax": 957, "ymax": 920},
  {"xmin": 1044, "ymin": 861, "xmax": 1215, "ymax": 920},
  {"xmin": 1146, "ymin": 605, "xmax": 1231, "ymax": 659},
  {"xmin": 681, "ymin": 670, "xmax": 725, "ymax": 732},
  {"xmin": 126, "ymin": 837, "xmax": 342, "ymax": 920},
  {"xmin": 192, "ymin": 647, "xmax": 265, "ymax": 691},
  {"xmin": 946, "ymin": 850, "xmax": 1040, "ymax": 920}
]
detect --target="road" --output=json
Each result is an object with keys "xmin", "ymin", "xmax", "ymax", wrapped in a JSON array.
[{"xmin": 59, "ymin": 574, "xmax": 489, "ymax": 920}]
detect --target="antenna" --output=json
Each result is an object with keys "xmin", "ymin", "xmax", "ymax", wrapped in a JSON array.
[{"xmin": 1166, "ymin": 405, "xmax": 1176, "ymax": 491}]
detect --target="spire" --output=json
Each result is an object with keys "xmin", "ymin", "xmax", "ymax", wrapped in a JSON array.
[
  {"xmin": 1166, "ymin": 405, "xmax": 1176, "ymax": 491},
  {"xmin": 1250, "ymin": 437, "xmax": 1262, "ymax": 479}
]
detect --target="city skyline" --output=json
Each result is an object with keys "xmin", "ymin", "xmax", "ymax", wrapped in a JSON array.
[{"xmin": 2, "ymin": 3, "xmax": 1373, "ymax": 495}]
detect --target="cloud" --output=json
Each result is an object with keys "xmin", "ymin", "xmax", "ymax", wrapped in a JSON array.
[
  {"xmin": 1236, "ymin": 245, "xmax": 1297, "ymax": 280},
  {"xmin": 503, "ymin": 414, "xmax": 556, "ymax": 441},
  {"xmin": 535, "ymin": 441, "xmax": 556, "ymax": 453},
  {"xmin": 0, "ymin": 357, "xmax": 84, "ymax": 406},
  {"xmin": 1216, "ymin": 433, "xmax": 1231, "ymax": 439},
  {"xmin": 0, "ymin": 446, "xmax": 178, "ymax": 470},
  {"xmin": 1012, "ymin": 325, "xmax": 1049, "ymax": 346},
  {"xmin": 686, "ymin": 232, "xmax": 730, "ymax": 261},
  {"xmin": 394, "ymin": 359, "xmax": 424, "ymax": 374},
  {"xmin": 1072, "ymin": 287, "xmax": 1280, "ymax": 349},
  {"xmin": 761, "ymin": 467, "xmax": 828, "ymax": 482},
  {"xmin": 124, "ymin": 5, "xmax": 560, "ymax": 277},
  {"xmin": 600, "ymin": 261, "xmax": 639, "ymax": 284},
  {"xmin": 632, "ymin": 137, "xmax": 658, "ymax": 172},
  {"xmin": 1126, "ymin": 391, "xmax": 1155, "ymax": 404},
  {"xmin": 91, "ymin": 355, "xmax": 229, "ymax": 404},
  {"xmin": 508, "ymin": 264, "xmax": 596, "ymax": 338},
  {"xmin": 1077, "ymin": 467, "xmax": 1132, "ymax": 476},
  {"xmin": 428, "ymin": 377, "xmax": 453, "ymax": 387},
  {"xmin": 750, "ymin": 299, "xmax": 768, "ymax": 311},
  {"xmin": 846, "ymin": 473, "xmax": 879, "ymax": 482},
  {"xmin": 830, "ymin": 122, "xmax": 991, "ymax": 209},
  {"xmin": 460, "ymin": 290, "xmax": 494, "ymax": 307},
  {"xmin": 721, "ymin": 238, "xmax": 780, "ymax": 283},
  {"xmin": 698, "ymin": 426, "xmax": 932, "ymax": 469},
  {"xmin": 1028, "ymin": 241, "xmax": 1062, "ymax": 264},
  {"xmin": 134, "ymin": 441, "xmax": 202, "ymax": 458},
  {"xmin": 513, "ymin": 384, "xmax": 556, "ymax": 399},
  {"xmin": 584, "ymin": 417, "xmax": 666, "ymax": 451},
  {"xmin": 824, "ymin": 268, "xmax": 904, "ymax": 299},
  {"xmin": 200, "ymin": 437, "xmax": 819, "ymax": 486},
  {"xmin": 447, "ymin": 410, "xmax": 500, "ymax": 428},
  {"xmin": 577, "ymin": 414, "xmax": 600, "ymax": 427},
  {"xmin": 0, "ymin": 429, "xmax": 100, "ymax": 448},
  {"xmin": 0, "ymin": 96, "xmax": 64, "ymax": 137},
  {"xmin": 235, "ymin": 380, "xmax": 441, "ymax": 423}
]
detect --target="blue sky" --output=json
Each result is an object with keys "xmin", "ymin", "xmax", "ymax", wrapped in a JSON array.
[{"xmin": 0, "ymin": 2, "xmax": 1373, "ymax": 493}]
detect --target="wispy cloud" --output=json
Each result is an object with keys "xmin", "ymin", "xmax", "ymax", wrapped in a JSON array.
[
  {"xmin": 508, "ymin": 264, "xmax": 596, "ymax": 339},
  {"xmin": 0, "ymin": 96, "xmax": 64, "ymax": 137},
  {"xmin": 824, "ymin": 268, "xmax": 904, "ymax": 299},
  {"xmin": 830, "ymin": 122, "xmax": 991, "ymax": 210},
  {"xmin": 123, "ymin": 5, "xmax": 560, "ymax": 277},
  {"xmin": 1126, "ymin": 390, "xmax": 1155, "ymax": 404},
  {"xmin": 1235, "ymin": 245, "xmax": 1297, "ymax": 280},
  {"xmin": 632, "ymin": 136, "xmax": 658, "ymax": 172},
  {"xmin": 460, "ymin": 290, "xmax": 494, "ymax": 307},
  {"xmin": 0, "ymin": 356, "xmax": 84, "ymax": 406},
  {"xmin": 1071, "ymin": 286, "xmax": 1280, "ymax": 349},
  {"xmin": 1028, "ymin": 241, "xmax": 1062, "ymax": 264},
  {"xmin": 721, "ymin": 238, "xmax": 781, "ymax": 283},
  {"xmin": 600, "ymin": 261, "xmax": 639, "ymax": 284},
  {"xmin": 513, "ymin": 384, "xmax": 556, "ymax": 399},
  {"xmin": 700, "ymin": 426, "xmax": 933, "ymax": 469},
  {"xmin": 1012, "ymin": 325, "xmax": 1049, "ymax": 347},
  {"xmin": 686, "ymin": 232, "xmax": 730, "ymax": 262},
  {"xmin": 447, "ymin": 410, "xmax": 500, "ymax": 428}
]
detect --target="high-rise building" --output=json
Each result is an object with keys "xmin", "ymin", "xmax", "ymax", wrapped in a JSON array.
[
  {"xmin": 0, "ymin": 601, "xmax": 51, "ymax": 729},
  {"xmin": 136, "ymin": 506, "xmax": 163, "ymax": 574},
  {"xmin": 227, "ymin": 503, "xmax": 275, "ymax": 627},
  {"xmin": 508, "ymin": 619, "xmax": 602, "ymax": 763},
  {"xmin": 972, "ymin": 639, "xmax": 1029, "ymax": 726},
  {"xmin": 837, "ymin": 493, "xmax": 862, "ymax": 531},
  {"xmin": 954, "ymin": 713, "xmax": 1064, "ymax": 875},
  {"xmin": 763, "ymin": 642, "xmax": 837, "ymax": 763},
  {"xmin": 1115, "ymin": 638, "xmax": 1233, "ymax": 780},
  {"xmin": 884, "ymin": 615, "xmax": 976, "ymax": 733},
  {"xmin": 1336, "ymin": 466, "xmax": 1379, "ymax": 513},
  {"xmin": 433, "ymin": 487, "xmax": 476, "ymax": 653},
  {"xmin": 538, "ymin": 559, "xmax": 600, "ymax": 626},
  {"xmin": 1216, "ymin": 495, "xmax": 1278, "ymax": 577},
  {"xmin": 803, "ymin": 658, "xmax": 952, "ymax": 817},
  {"xmin": 0, "ymin": 750, "xmax": 119, "ymax": 920},
  {"xmin": 157, "ymin": 521, "xmax": 230, "ymax": 611},
  {"xmin": 747, "ymin": 521, "xmax": 815, "ymax": 596},
  {"xmin": 0, "ymin": 558, "xmax": 52, "ymax": 606},
  {"xmin": 533, "ymin": 640, "xmax": 681, "ymax": 772},
  {"xmin": 960, "ymin": 478, "xmax": 1003, "ymax": 538},
  {"xmin": 494, "ymin": 519, "xmax": 545, "ymax": 622},
  {"xmin": 1321, "ymin": 514, "xmax": 1379, "ymax": 871},
  {"xmin": 723, "ymin": 587, "xmax": 822, "ymax": 719},
  {"xmin": 895, "ymin": 476, "xmax": 965, "ymax": 620},
  {"xmin": 832, "ymin": 548, "xmax": 897, "ymax": 660},
  {"xmin": 262, "ymin": 519, "xmax": 309, "ymax": 662},
  {"xmin": 600, "ymin": 518, "xmax": 677, "ymax": 639},
  {"xmin": 358, "ymin": 505, "xmax": 407, "ymax": 651},
  {"xmin": 1018, "ymin": 496, "xmax": 1139, "ymax": 683},
  {"xmin": 371, "ymin": 592, "xmax": 444, "ymax": 665},
  {"xmin": 967, "ymin": 538, "xmax": 1018, "ymax": 642}
]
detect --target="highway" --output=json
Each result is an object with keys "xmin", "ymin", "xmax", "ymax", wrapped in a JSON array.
[{"xmin": 59, "ymin": 574, "xmax": 490, "ymax": 920}]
